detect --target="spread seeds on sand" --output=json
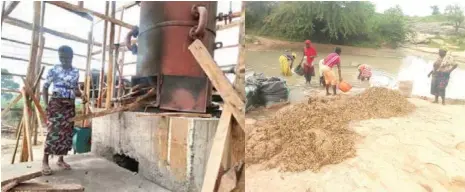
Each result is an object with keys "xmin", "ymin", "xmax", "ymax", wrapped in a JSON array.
[{"xmin": 246, "ymin": 87, "xmax": 416, "ymax": 172}]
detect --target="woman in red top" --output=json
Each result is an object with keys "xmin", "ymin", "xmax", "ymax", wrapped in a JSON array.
[{"xmin": 299, "ymin": 40, "xmax": 317, "ymax": 84}]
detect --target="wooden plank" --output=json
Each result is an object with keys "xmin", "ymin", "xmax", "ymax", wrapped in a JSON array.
[
  {"xmin": 48, "ymin": 1, "xmax": 134, "ymax": 29},
  {"xmin": 116, "ymin": 9, "xmax": 126, "ymax": 102},
  {"xmin": 201, "ymin": 105, "xmax": 232, "ymax": 192},
  {"xmin": 188, "ymin": 40, "xmax": 245, "ymax": 130},
  {"xmin": 10, "ymin": 118, "xmax": 23, "ymax": 164},
  {"xmin": 136, "ymin": 113, "xmax": 212, "ymax": 118},
  {"xmin": 97, "ymin": 2, "xmax": 109, "ymax": 108},
  {"xmin": 1, "ymin": 37, "xmax": 100, "ymax": 61},
  {"xmin": 105, "ymin": 1, "xmax": 116, "ymax": 109},
  {"xmin": 1, "ymin": 1, "xmax": 20, "ymax": 24},
  {"xmin": 83, "ymin": 29, "xmax": 94, "ymax": 126},
  {"xmin": 169, "ymin": 118, "xmax": 189, "ymax": 180},
  {"xmin": 1, "ymin": 55, "xmax": 86, "ymax": 72},
  {"xmin": 0, "ymin": 171, "xmax": 42, "ymax": 187},
  {"xmin": 20, "ymin": 78, "xmax": 46, "ymax": 125},
  {"xmin": 33, "ymin": 36, "xmax": 45, "ymax": 145},
  {"xmin": 234, "ymin": 2, "xmax": 246, "ymax": 102},
  {"xmin": 3, "ymin": 16, "xmax": 102, "ymax": 46},
  {"xmin": 10, "ymin": 182, "xmax": 84, "ymax": 192},
  {"xmin": 21, "ymin": 89, "xmax": 33, "ymax": 162},
  {"xmin": 71, "ymin": 88, "xmax": 156, "ymax": 122}
]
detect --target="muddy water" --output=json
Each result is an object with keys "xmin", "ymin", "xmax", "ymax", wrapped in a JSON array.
[{"xmin": 245, "ymin": 50, "xmax": 404, "ymax": 102}]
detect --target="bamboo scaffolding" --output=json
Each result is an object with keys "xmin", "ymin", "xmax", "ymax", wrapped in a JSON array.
[
  {"xmin": 3, "ymin": 16, "xmax": 102, "ymax": 46},
  {"xmin": 116, "ymin": 9, "xmax": 126, "ymax": 102},
  {"xmin": 1, "ymin": 37, "xmax": 101, "ymax": 61},
  {"xmin": 1, "ymin": 1, "xmax": 20, "ymax": 24},
  {"xmin": 1, "ymin": 55, "xmax": 86, "ymax": 72},
  {"xmin": 48, "ymin": 1, "xmax": 134, "ymax": 29},
  {"xmin": 105, "ymin": 1, "xmax": 116, "ymax": 109},
  {"xmin": 97, "ymin": 2, "xmax": 110, "ymax": 108}
]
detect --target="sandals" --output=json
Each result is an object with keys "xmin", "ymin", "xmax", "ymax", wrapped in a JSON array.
[
  {"xmin": 57, "ymin": 161, "xmax": 71, "ymax": 170},
  {"xmin": 42, "ymin": 166, "xmax": 53, "ymax": 176}
]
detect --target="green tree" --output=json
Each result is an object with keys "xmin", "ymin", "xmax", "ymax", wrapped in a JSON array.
[
  {"xmin": 259, "ymin": 2, "xmax": 376, "ymax": 43},
  {"xmin": 445, "ymin": 4, "xmax": 465, "ymax": 33},
  {"xmin": 374, "ymin": 5, "xmax": 412, "ymax": 48},
  {"xmin": 1, "ymin": 69, "xmax": 20, "ymax": 100},
  {"xmin": 245, "ymin": 1, "xmax": 277, "ymax": 29},
  {"xmin": 431, "ymin": 5, "xmax": 440, "ymax": 15}
]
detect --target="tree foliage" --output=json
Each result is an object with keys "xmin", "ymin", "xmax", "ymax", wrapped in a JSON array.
[
  {"xmin": 246, "ymin": 2, "xmax": 412, "ymax": 48},
  {"xmin": 444, "ymin": 4, "xmax": 465, "ymax": 33},
  {"xmin": 431, "ymin": 5, "xmax": 440, "ymax": 15},
  {"xmin": 1, "ymin": 69, "xmax": 20, "ymax": 100}
]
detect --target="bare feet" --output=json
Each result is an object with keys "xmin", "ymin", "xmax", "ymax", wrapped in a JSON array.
[
  {"xmin": 57, "ymin": 161, "xmax": 71, "ymax": 170},
  {"xmin": 42, "ymin": 164, "xmax": 52, "ymax": 175},
  {"xmin": 433, "ymin": 100, "xmax": 439, "ymax": 104},
  {"xmin": 326, "ymin": 92, "xmax": 331, "ymax": 96}
]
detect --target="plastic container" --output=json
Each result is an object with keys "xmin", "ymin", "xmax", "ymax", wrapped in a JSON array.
[
  {"xmin": 338, "ymin": 81, "xmax": 352, "ymax": 93},
  {"xmin": 72, "ymin": 127, "xmax": 92, "ymax": 154}
]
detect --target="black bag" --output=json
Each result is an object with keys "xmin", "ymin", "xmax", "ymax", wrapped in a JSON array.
[
  {"xmin": 294, "ymin": 64, "xmax": 304, "ymax": 76},
  {"xmin": 258, "ymin": 78, "xmax": 289, "ymax": 107}
]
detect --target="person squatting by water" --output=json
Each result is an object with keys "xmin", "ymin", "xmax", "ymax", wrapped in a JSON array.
[
  {"xmin": 319, "ymin": 47, "xmax": 343, "ymax": 95},
  {"xmin": 428, "ymin": 48, "xmax": 458, "ymax": 105},
  {"xmin": 41, "ymin": 45, "xmax": 86, "ymax": 175},
  {"xmin": 357, "ymin": 64, "xmax": 372, "ymax": 81},
  {"xmin": 279, "ymin": 50, "xmax": 296, "ymax": 76},
  {"xmin": 299, "ymin": 40, "xmax": 317, "ymax": 84}
]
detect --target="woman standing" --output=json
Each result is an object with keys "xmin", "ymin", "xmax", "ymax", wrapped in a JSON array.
[
  {"xmin": 300, "ymin": 40, "xmax": 317, "ymax": 84},
  {"xmin": 42, "ymin": 45, "xmax": 84, "ymax": 175},
  {"xmin": 321, "ymin": 47, "xmax": 343, "ymax": 95},
  {"xmin": 428, "ymin": 49, "xmax": 457, "ymax": 105}
]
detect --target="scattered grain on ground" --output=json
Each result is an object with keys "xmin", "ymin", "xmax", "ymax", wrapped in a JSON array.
[{"xmin": 246, "ymin": 87, "xmax": 416, "ymax": 172}]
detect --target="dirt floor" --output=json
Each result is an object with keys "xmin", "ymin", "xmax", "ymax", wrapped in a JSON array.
[{"xmin": 245, "ymin": 97, "xmax": 465, "ymax": 192}]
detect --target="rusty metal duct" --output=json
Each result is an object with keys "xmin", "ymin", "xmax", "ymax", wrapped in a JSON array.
[{"xmin": 135, "ymin": 1, "xmax": 217, "ymax": 113}]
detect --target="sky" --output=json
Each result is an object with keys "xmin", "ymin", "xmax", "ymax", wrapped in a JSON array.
[
  {"xmin": 0, "ymin": 1, "xmax": 241, "ymax": 89},
  {"xmin": 372, "ymin": 0, "xmax": 465, "ymax": 16}
]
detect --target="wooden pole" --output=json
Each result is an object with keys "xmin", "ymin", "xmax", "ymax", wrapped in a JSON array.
[
  {"xmin": 3, "ymin": 16, "xmax": 102, "ymax": 46},
  {"xmin": 11, "ymin": 118, "xmax": 23, "ymax": 164},
  {"xmin": 47, "ymin": 1, "xmax": 134, "ymax": 29},
  {"xmin": 188, "ymin": 40, "xmax": 245, "ymax": 130},
  {"xmin": 1, "ymin": 37, "xmax": 101, "ymax": 61},
  {"xmin": 33, "ymin": 36, "xmax": 45, "ymax": 145},
  {"xmin": 1, "ymin": 1, "xmax": 20, "ymax": 24},
  {"xmin": 105, "ymin": 1, "xmax": 116, "ymax": 109},
  {"xmin": 94, "ymin": 1, "xmax": 138, "ymax": 24},
  {"xmin": 20, "ymin": 89, "xmax": 33, "ymax": 162},
  {"xmin": 97, "ymin": 2, "xmax": 109, "ymax": 108},
  {"xmin": 201, "ymin": 106, "xmax": 233, "ymax": 192},
  {"xmin": 234, "ymin": 1, "xmax": 246, "ymax": 101},
  {"xmin": 83, "ymin": 28, "xmax": 94, "ymax": 126},
  {"xmin": 1, "ymin": 55, "xmax": 86, "ymax": 71},
  {"xmin": 117, "ymin": 9, "xmax": 126, "ymax": 102}
]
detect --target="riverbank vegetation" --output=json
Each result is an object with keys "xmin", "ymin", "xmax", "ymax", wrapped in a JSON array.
[{"xmin": 246, "ymin": 2, "xmax": 465, "ymax": 49}]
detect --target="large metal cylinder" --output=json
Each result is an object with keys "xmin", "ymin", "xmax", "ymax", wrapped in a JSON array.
[{"xmin": 137, "ymin": 1, "xmax": 217, "ymax": 113}]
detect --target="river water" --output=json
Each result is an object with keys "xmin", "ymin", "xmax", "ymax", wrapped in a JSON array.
[{"xmin": 245, "ymin": 50, "xmax": 465, "ymax": 102}]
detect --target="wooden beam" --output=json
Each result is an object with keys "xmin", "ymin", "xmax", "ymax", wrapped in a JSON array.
[
  {"xmin": 116, "ymin": 9, "xmax": 126, "ymax": 101},
  {"xmin": 1, "ymin": 55, "xmax": 86, "ymax": 72},
  {"xmin": 234, "ymin": 2, "xmax": 246, "ymax": 102},
  {"xmin": 9, "ymin": 182, "xmax": 85, "ymax": 192},
  {"xmin": 188, "ymin": 40, "xmax": 245, "ymax": 130},
  {"xmin": 20, "ymin": 89, "xmax": 33, "ymax": 162},
  {"xmin": 1, "ymin": 1, "xmax": 20, "ymax": 24},
  {"xmin": 94, "ymin": 1, "xmax": 138, "ymax": 25},
  {"xmin": 83, "ymin": 28, "xmax": 94, "ymax": 126},
  {"xmin": 136, "ymin": 112, "xmax": 212, "ymax": 118},
  {"xmin": 201, "ymin": 106, "xmax": 232, "ymax": 192},
  {"xmin": 91, "ymin": 41, "xmax": 131, "ymax": 56},
  {"xmin": 3, "ymin": 16, "xmax": 102, "ymax": 46},
  {"xmin": 0, "ymin": 71, "xmax": 44, "ymax": 80},
  {"xmin": 0, "ymin": 171, "xmax": 42, "ymax": 187},
  {"xmin": 1, "ymin": 37, "xmax": 100, "ymax": 61},
  {"xmin": 48, "ymin": 1, "xmax": 134, "ymax": 29},
  {"xmin": 97, "ymin": 2, "xmax": 109, "ymax": 108},
  {"xmin": 21, "ymin": 78, "xmax": 46, "ymax": 125},
  {"xmin": 105, "ymin": 1, "xmax": 116, "ymax": 109}
]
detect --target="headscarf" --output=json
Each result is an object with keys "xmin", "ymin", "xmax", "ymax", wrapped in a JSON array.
[{"xmin": 305, "ymin": 40, "xmax": 311, "ymax": 45}]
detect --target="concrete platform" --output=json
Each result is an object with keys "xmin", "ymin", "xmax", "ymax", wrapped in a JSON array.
[{"xmin": 1, "ymin": 153, "xmax": 171, "ymax": 192}]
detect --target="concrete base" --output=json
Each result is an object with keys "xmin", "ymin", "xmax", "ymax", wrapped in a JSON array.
[
  {"xmin": 1, "ymin": 153, "xmax": 170, "ymax": 192},
  {"xmin": 92, "ymin": 112, "xmax": 219, "ymax": 192}
]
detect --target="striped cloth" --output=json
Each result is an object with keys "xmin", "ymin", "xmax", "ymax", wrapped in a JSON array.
[{"xmin": 324, "ymin": 53, "xmax": 341, "ymax": 68}]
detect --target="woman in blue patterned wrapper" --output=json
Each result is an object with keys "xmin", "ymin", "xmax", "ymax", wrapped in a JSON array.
[{"xmin": 41, "ymin": 45, "xmax": 85, "ymax": 175}]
